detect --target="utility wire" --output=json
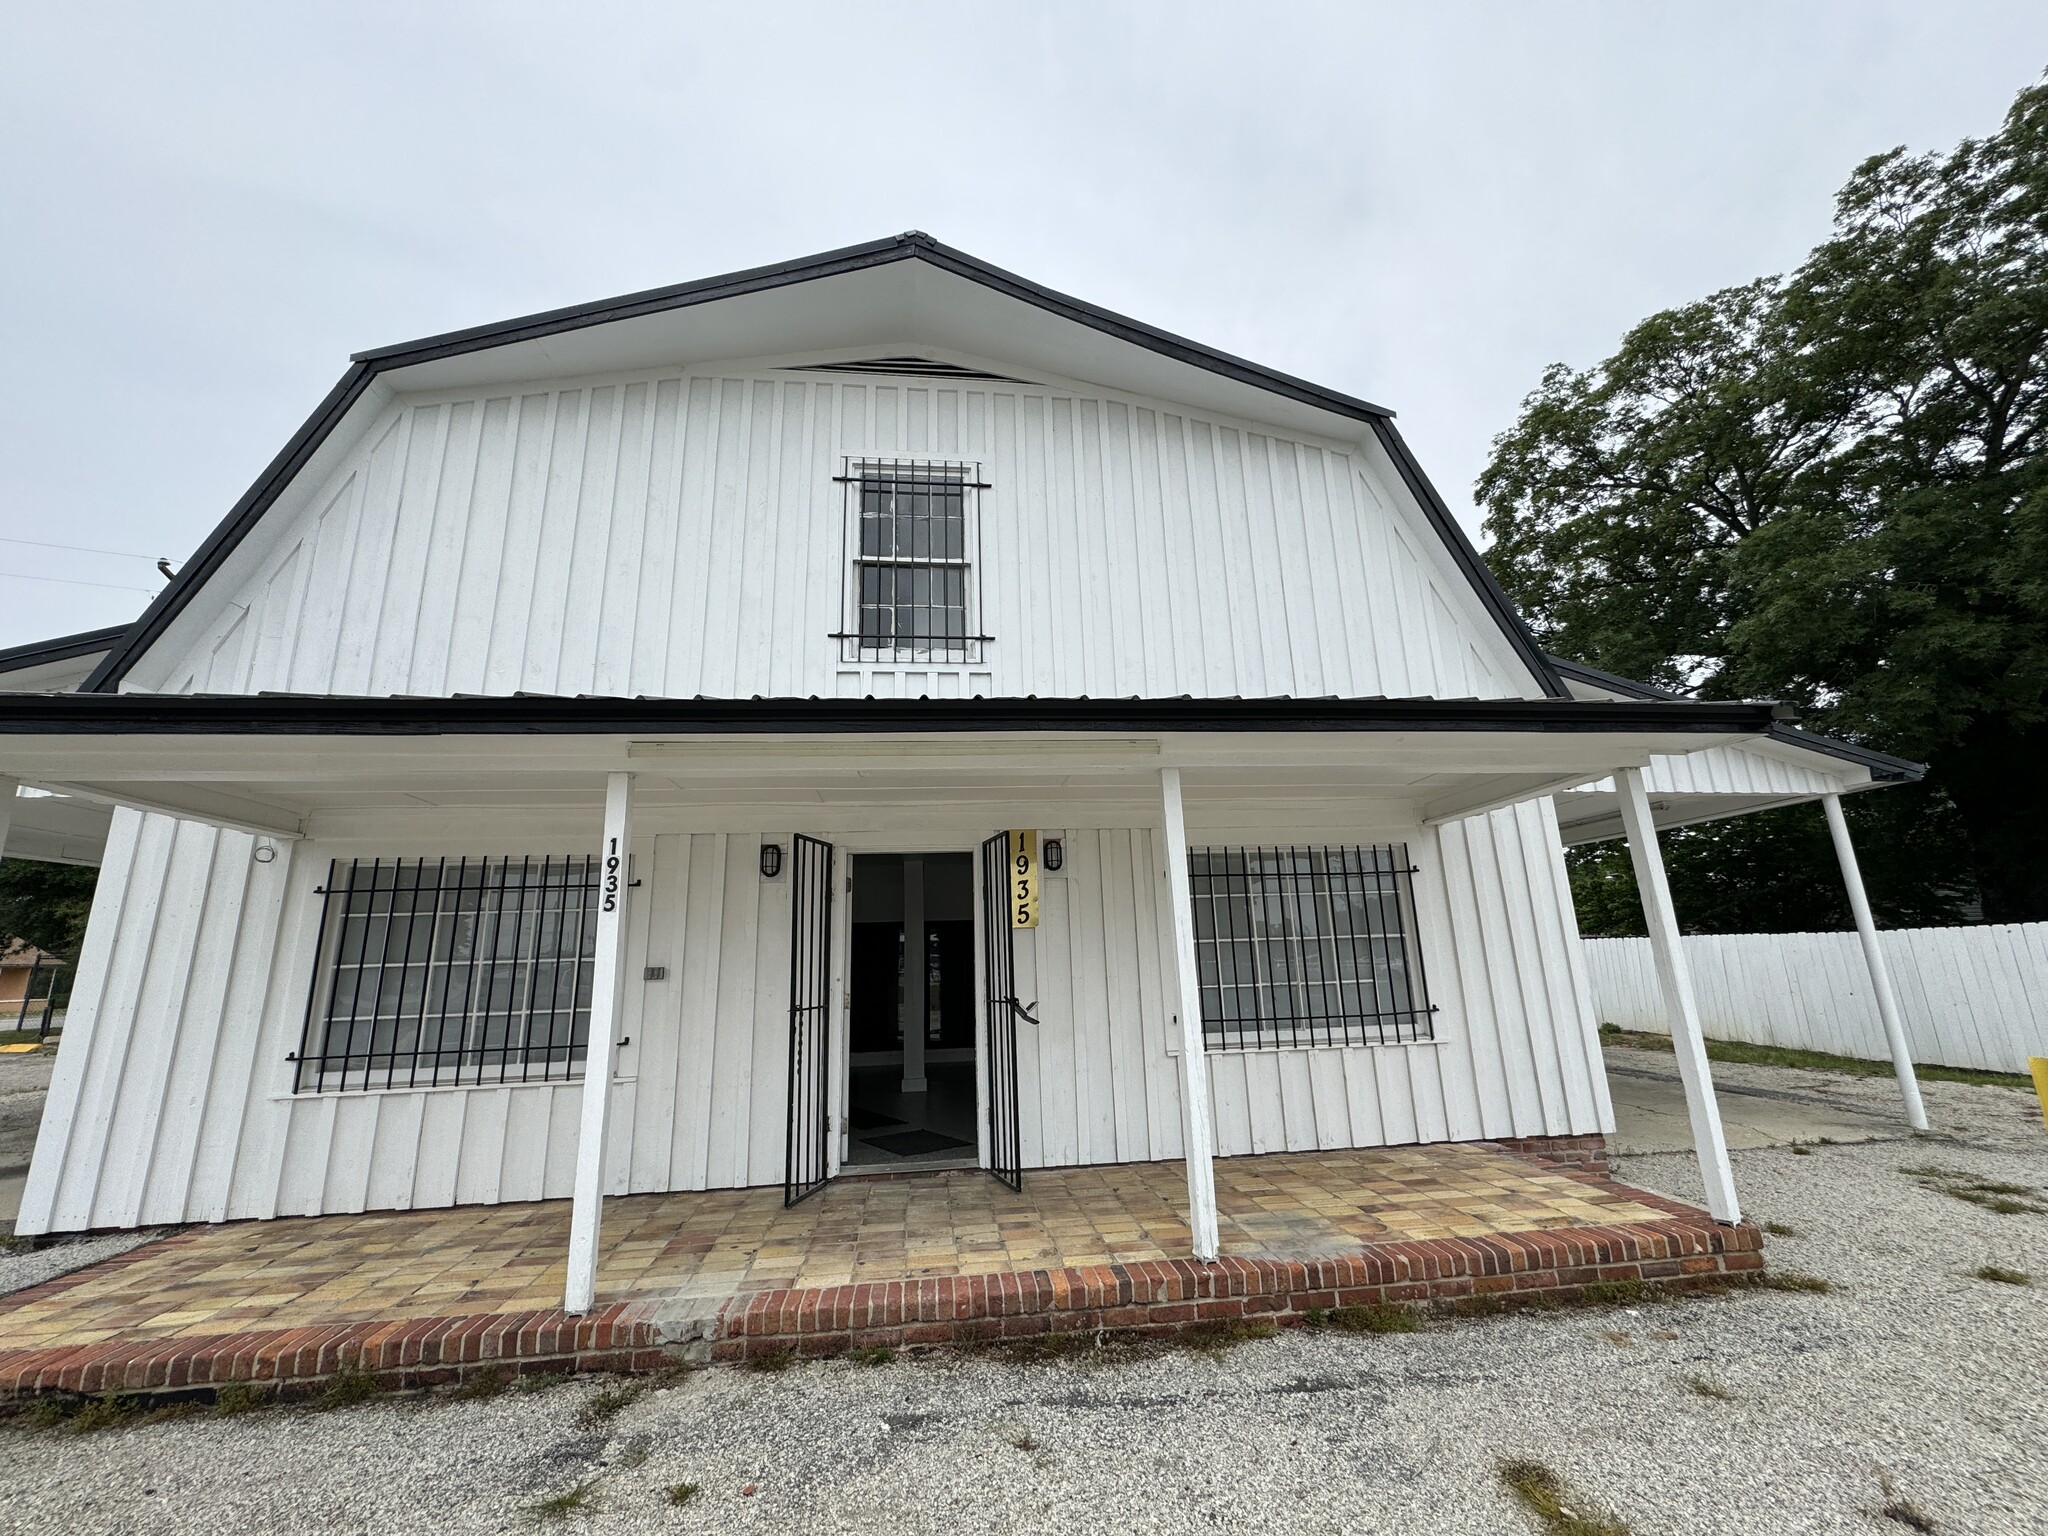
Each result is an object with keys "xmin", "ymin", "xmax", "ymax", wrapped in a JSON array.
[
  {"xmin": 0, "ymin": 572, "xmax": 157, "ymax": 594},
  {"xmin": 0, "ymin": 536, "xmax": 165, "ymax": 562}
]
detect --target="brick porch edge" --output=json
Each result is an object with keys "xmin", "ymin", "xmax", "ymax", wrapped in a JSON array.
[{"xmin": 0, "ymin": 1166, "xmax": 1761, "ymax": 1399}]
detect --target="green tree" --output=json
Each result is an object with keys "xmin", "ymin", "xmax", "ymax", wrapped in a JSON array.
[
  {"xmin": 1482, "ymin": 77, "xmax": 2048, "ymax": 924},
  {"xmin": 0, "ymin": 861, "xmax": 99, "ymax": 968}
]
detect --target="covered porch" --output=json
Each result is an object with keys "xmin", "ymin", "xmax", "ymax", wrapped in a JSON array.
[
  {"xmin": 0, "ymin": 690, "xmax": 1785, "ymax": 1316},
  {"xmin": 0, "ymin": 1142, "xmax": 1759, "ymax": 1396}
]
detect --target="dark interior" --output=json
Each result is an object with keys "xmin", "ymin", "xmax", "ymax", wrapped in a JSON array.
[{"xmin": 845, "ymin": 852, "xmax": 979, "ymax": 1168}]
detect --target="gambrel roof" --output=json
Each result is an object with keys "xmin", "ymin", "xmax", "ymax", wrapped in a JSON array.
[{"xmin": 82, "ymin": 233, "xmax": 1566, "ymax": 698}]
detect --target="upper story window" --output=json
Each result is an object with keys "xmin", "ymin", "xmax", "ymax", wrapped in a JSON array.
[{"xmin": 835, "ymin": 457, "xmax": 988, "ymax": 664}]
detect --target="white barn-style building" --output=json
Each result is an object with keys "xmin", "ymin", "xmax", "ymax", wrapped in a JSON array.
[{"xmin": 2, "ymin": 234, "xmax": 1915, "ymax": 1314}]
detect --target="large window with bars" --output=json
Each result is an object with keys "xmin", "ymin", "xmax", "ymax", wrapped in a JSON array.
[
  {"xmin": 835, "ymin": 457, "xmax": 987, "ymax": 663},
  {"xmin": 293, "ymin": 857, "xmax": 599, "ymax": 1092},
  {"xmin": 1188, "ymin": 844, "xmax": 1434, "ymax": 1050}
]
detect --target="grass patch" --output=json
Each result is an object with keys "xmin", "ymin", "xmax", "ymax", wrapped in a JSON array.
[
  {"xmin": 1972, "ymin": 1264, "xmax": 2030, "ymax": 1286},
  {"xmin": 451, "ymin": 1366, "xmax": 512, "ymax": 1401},
  {"xmin": 576, "ymin": 1380, "xmax": 645, "ymax": 1427},
  {"xmin": 745, "ymin": 1347, "xmax": 795, "ymax": 1373},
  {"xmin": 1759, "ymin": 1270, "xmax": 1832, "ymax": 1294},
  {"xmin": 1499, "ymin": 1458, "xmax": 1630, "ymax": 1536},
  {"xmin": 847, "ymin": 1345, "xmax": 895, "ymax": 1366},
  {"xmin": 526, "ymin": 1479, "xmax": 602, "ymax": 1521},
  {"xmin": 314, "ymin": 1362, "xmax": 385, "ymax": 1411},
  {"xmin": 1901, "ymin": 1165, "xmax": 2046, "ymax": 1216},
  {"xmin": 1599, "ymin": 1025, "xmax": 2031, "ymax": 1089},
  {"xmin": 1762, "ymin": 1221, "xmax": 1799, "ymax": 1238},
  {"xmin": 62, "ymin": 1393, "xmax": 140, "ymax": 1434},
  {"xmin": 213, "ymin": 1380, "xmax": 265, "ymax": 1416},
  {"xmin": 517, "ymin": 1369, "xmax": 572, "ymax": 1395},
  {"xmin": 1877, "ymin": 1473, "xmax": 1937, "ymax": 1532},
  {"xmin": 666, "ymin": 1482, "xmax": 700, "ymax": 1507},
  {"xmin": 0, "ymin": 1029, "xmax": 49, "ymax": 1048},
  {"xmin": 1683, "ymin": 1373, "xmax": 1737, "ymax": 1402}
]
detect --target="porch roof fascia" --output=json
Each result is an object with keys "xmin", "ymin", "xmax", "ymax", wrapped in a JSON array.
[{"xmin": 0, "ymin": 691, "xmax": 1790, "ymax": 738}]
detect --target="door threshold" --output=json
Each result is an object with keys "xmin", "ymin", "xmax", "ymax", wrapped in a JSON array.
[{"xmin": 836, "ymin": 1158, "xmax": 984, "ymax": 1181}]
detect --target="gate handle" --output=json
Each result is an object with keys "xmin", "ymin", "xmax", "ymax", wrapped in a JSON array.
[{"xmin": 1008, "ymin": 996, "xmax": 1040, "ymax": 1026}]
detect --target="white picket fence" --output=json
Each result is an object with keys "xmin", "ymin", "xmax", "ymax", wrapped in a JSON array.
[{"xmin": 1580, "ymin": 923, "xmax": 2048, "ymax": 1075}]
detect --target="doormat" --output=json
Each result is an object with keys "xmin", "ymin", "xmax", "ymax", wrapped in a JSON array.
[
  {"xmin": 861, "ymin": 1129, "xmax": 971, "ymax": 1157},
  {"xmin": 848, "ymin": 1107, "xmax": 906, "ymax": 1131}
]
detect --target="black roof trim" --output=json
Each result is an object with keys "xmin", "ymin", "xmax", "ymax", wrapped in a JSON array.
[
  {"xmin": 1546, "ymin": 655, "xmax": 1683, "ymax": 701},
  {"xmin": 1545, "ymin": 655, "xmax": 1925, "ymax": 781},
  {"xmin": 1372, "ymin": 420, "xmax": 1566, "ymax": 699},
  {"xmin": 0, "ymin": 624, "xmax": 132, "ymax": 675},
  {"xmin": 80, "ymin": 363, "xmax": 377, "ymax": 693},
  {"xmin": 75, "ymin": 233, "xmax": 1559, "ymax": 697},
  {"xmin": 0, "ymin": 692, "xmax": 1787, "ymax": 737}
]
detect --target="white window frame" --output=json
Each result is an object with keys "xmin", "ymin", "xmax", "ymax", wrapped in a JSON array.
[{"xmin": 834, "ymin": 455, "xmax": 989, "ymax": 666}]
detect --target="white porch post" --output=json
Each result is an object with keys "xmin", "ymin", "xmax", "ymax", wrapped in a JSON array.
[
  {"xmin": 565, "ymin": 771, "xmax": 635, "ymax": 1315},
  {"xmin": 1821, "ymin": 792, "xmax": 1928, "ymax": 1131},
  {"xmin": 1616, "ymin": 767, "xmax": 1741, "ymax": 1224},
  {"xmin": 1159, "ymin": 768, "xmax": 1220, "ymax": 1262}
]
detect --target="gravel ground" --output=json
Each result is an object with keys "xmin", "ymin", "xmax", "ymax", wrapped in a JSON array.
[{"xmin": 0, "ymin": 1068, "xmax": 2043, "ymax": 1536}]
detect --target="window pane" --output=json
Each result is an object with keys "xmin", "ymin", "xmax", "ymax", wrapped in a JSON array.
[
  {"xmin": 1185, "ymin": 844, "xmax": 1431, "ymax": 1050},
  {"xmin": 297, "ymin": 857, "xmax": 599, "ymax": 1091}
]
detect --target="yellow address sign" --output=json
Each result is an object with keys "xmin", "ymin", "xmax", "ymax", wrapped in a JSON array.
[{"xmin": 1009, "ymin": 830, "xmax": 1039, "ymax": 929}]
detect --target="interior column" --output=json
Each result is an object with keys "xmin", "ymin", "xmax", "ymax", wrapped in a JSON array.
[
  {"xmin": 901, "ymin": 854, "xmax": 927, "ymax": 1094},
  {"xmin": 1616, "ymin": 766, "xmax": 1741, "ymax": 1223},
  {"xmin": 1159, "ymin": 767, "xmax": 1220, "ymax": 1261},
  {"xmin": 565, "ymin": 771, "xmax": 634, "ymax": 1315},
  {"xmin": 1822, "ymin": 792, "xmax": 1929, "ymax": 1130}
]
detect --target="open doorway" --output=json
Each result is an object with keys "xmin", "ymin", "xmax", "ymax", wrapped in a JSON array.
[{"xmin": 845, "ymin": 852, "xmax": 978, "ymax": 1170}]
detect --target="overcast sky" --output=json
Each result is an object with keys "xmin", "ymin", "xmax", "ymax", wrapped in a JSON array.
[{"xmin": 4, "ymin": 2, "xmax": 2045, "ymax": 651}]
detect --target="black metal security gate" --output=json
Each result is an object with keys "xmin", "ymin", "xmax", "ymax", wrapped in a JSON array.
[
  {"xmin": 784, "ymin": 834, "xmax": 835, "ymax": 1206},
  {"xmin": 979, "ymin": 831, "xmax": 1032, "ymax": 1191}
]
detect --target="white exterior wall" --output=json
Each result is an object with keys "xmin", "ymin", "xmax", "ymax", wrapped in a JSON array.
[
  {"xmin": 22, "ymin": 799, "xmax": 1606, "ymax": 1232},
  {"xmin": 134, "ymin": 369, "xmax": 1530, "ymax": 704}
]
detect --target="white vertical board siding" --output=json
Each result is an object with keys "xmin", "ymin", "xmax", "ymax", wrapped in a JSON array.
[
  {"xmin": 139, "ymin": 373, "xmax": 1532, "ymax": 704},
  {"xmin": 20, "ymin": 807, "xmax": 1610, "ymax": 1232},
  {"xmin": 1582, "ymin": 925, "xmax": 2048, "ymax": 1074}
]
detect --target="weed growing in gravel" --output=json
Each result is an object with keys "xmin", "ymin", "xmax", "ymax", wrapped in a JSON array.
[
  {"xmin": 1600, "ymin": 1330, "xmax": 1633, "ymax": 1347},
  {"xmin": 1971, "ymin": 1265, "xmax": 2030, "ymax": 1285},
  {"xmin": 1763, "ymin": 1221, "xmax": 1799, "ymax": 1238},
  {"xmin": 62, "ymin": 1394, "xmax": 138, "ymax": 1434},
  {"xmin": 1329, "ymin": 1303, "xmax": 1422, "ymax": 1334},
  {"xmin": 1683, "ymin": 1374, "xmax": 1737, "ymax": 1402},
  {"xmin": 526, "ymin": 1478, "xmax": 602, "ymax": 1521},
  {"xmin": 1900, "ymin": 1166, "xmax": 2046, "ymax": 1215},
  {"xmin": 26, "ymin": 1399, "xmax": 71, "ymax": 1430},
  {"xmin": 517, "ymin": 1370, "xmax": 571, "ymax": 1395},
  {"xmin": 1579, "ymin": 1279, "xmax": 1651, "ymax": 1307},
  {"xmin": 1790, "ymin": 1143, "xmax": 1814, "ymax": 1156},
  {"xmin": 1178, "ymin": 1319, "xmax": 1278, "ymax": 1354},
  {"xmin": 213, "ymin": 1381, "xmax": 264, "ymax": 1416},
  {"xmin": 1876, "ymin": 1473, "xmax": 1937, "ymax": 1532},
  {"xmin": 999, "ymin": 1424, "xmax": 1038, "ymax": 1452},
  {"xmin": 611, "ymin": 1435, "xmax": 651, "ymax": 1470},
  {"xmin": 315, "ymin": 1363, "xmax": 385, "ymax": 1411},
  {"xmin": 1499, "ymin": 1458, "xmax": 1630, "ymax": 1536},
  {"xmin": 847, "ymin": 1345, "xmax": 895, "ymax": 1366},
  {"xmin": 576, "ymin": 1381, "xmax": 646, "ymax": 1426},
  {"xmin": 666, "ymin": 1482, "xmax": 700, "ymax": 1506},
  {"xmin": 1759, "ymin": 1270, "xmax": 1832, "ymax": 1294},
  {"xmin": 452, "ymin": 1366, "xmax": 512, "ymax": 1401},
  {"xmin": 745, "ymin": 1348, "xmax": 796, "ymax": 1373}
]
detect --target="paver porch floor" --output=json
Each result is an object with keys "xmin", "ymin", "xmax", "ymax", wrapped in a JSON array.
[{"xmin": 0, "ymin": 1145, "xmax": 1672, "ymax": 1355}]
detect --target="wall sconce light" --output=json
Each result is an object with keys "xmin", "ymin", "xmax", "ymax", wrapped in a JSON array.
[
  {"xmin": 1042, "ymin": 838, "xmax": 1064, "ymax": 872},
  {"xmin": 760, "ymin": 842, "xmax": 784, "ymax": 879}
]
